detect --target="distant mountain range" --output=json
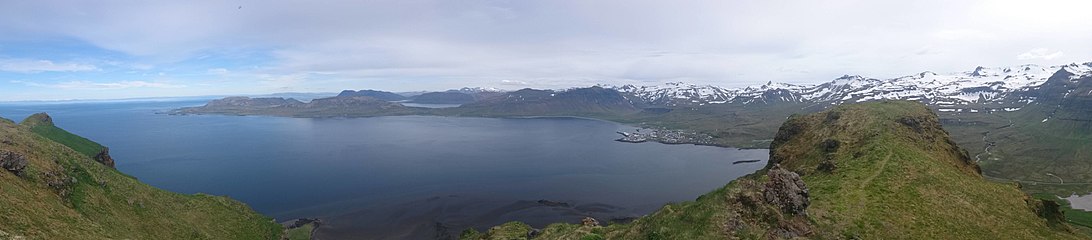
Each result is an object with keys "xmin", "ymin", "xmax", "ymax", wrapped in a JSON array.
[
  {"xmin": 605, "ymin": 62, "xmax": 1092, "ymax": 107},
  {"xmin": 319, "ymin": 61, "xmax": 1092, "ymax": 112}
]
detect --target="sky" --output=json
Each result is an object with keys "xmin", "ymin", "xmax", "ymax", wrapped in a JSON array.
[{"xmin": 1, "ymin": 0, "xmax": 1091, "ymax": 101}]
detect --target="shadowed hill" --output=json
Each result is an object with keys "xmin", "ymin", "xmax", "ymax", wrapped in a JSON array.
[
  {"xmin": 454, "ymin": 87, "xmax": 640, "ymax": 117},
  {"xmin": 171, "ymin": 95, "xmax": 421, "ymax": 117},
  {"xmin": 463, "ymin": 101, "xmax": 1085, "ymax": 239},
  {"xmin": 337, "ymin": 89, "xmax": 408, "ymax": 101},
  {"xmin": 0, "ymin": 113, "xmax": 281, "ymax": 239}
]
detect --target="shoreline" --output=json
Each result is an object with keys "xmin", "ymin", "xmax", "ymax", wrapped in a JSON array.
[{"xmin": 169, "ymin": 110, "xmax": 759, "ymax": 149}]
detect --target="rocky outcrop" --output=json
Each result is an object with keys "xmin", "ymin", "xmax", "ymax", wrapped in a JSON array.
[
  {"xmin": 0, "ymin": 150, "xmax": 28, "ymax": 176},
  {"xmin": 724, "ymin": 167, "xmax": 814, "ymax": 239},
  {"xmin": 94, "ymin": 147, "xmax": 116, "ymax": 168},
  {"xmin": 763, "ymin": 164, "xmax": 810, "ymax": 215},
  {"xmin": 21, "ymin": 113, "xmax": 54, "ymax": 127},
  {"xmin": 581, "ymin": 217, "xmax": 600, "ymax": 227},
  {"xmin": 1028, "ymin": 197, "xmax": 1068, "ymax": 229}
]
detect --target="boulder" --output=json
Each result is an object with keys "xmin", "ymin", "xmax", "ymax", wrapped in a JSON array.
[
  {"xmin": 821, "ymin": 139, "xmax": 841, "ymax": 153},
  {"xmin": 763, "ymin": 164, "xmax": 809, "ymax": 215},
  {"xmin": 94, "ymin": 147, "xmax": 116, "ymax": 168},
  {"xmin": 0, "ymin": 150, "xmax": 28, "ymax": 176},
  {"xmin": 581, "ymin": 217, "xmax": 600, "ymax": 227}
]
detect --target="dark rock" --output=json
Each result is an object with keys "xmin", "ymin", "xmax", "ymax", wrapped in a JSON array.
[
  {"xmin": 821, "ymin": 139, "xmax": 840, "ymax": 153},
  {"xmin": 1029, "ymin": 198, "xmax": 1068, "ymax": 229},
  {"xmin": 285, "ymin": 218, "xmax": 322, "ymax": 229},
  {"xmin": 43, "ymin": 168, "xmax": 74, "ymax": 197},
  {"xmin": 769, "ymin": 115, "xmax": 806, "ymax": 166},
  {"xmin": 817, "ymin": 160, "xmax": 837, "ymax": 172},
  {"xmin": 94, "ymin": 147, "xmax": 116, "ymax": 168},
  {"xmin": 732, "ymin": 159, "xmax": 762, "ymax": 165},
  {"xmin": 0, "ymin": 150, "xmax": 28, "ymax": 176},
  {"xmin": 763, "ymin": 164, "xmax": 809, "ymax": 215},
  {"xmin": 897, "ymin": 116, "xmax": 929, "ymax": 133},
  {"xmin": 581, "ymin": 217, "xmax": 599, "ymax": 227},
  {"xmin": 527, "ymin": 228, "xmax": 541, "ymax": 238},
  {"xmin": 818, "ymin": 139, "xmax": 841, "ymax": 172},
  {"xmin": 823, "ymin": 111, "xmax": 841, "ymax": 124}
]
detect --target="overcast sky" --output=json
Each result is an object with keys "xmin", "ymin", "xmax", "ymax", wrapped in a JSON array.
[{"xmin": 2, "ymin": 0, "xmax": 1091, "ymax": 101}]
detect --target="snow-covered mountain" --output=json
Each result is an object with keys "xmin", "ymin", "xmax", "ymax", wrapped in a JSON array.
[
  {"xmin": 454, "ymin": 87, "xmax": 505, "ymax": 94},
  {"xmin": 608, "ymin": 62, "xmax": 1092, "ymax": 107}
]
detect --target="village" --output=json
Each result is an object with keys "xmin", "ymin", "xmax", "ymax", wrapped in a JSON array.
[{"xmin": 615, "ymin": 128, "xmax": 716, "ymax": 145}]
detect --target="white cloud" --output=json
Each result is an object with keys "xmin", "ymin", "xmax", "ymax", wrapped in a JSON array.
[
  {"xmin": 500, "ymin": 79, "xmax": 529, "ymax": 86},
  {"xmin": 14, "ymin": 80, "xmax": 184, "ymax": 89},
  {"xmin": 207, "ymin": 68, "xmax": 230, "ymax": 75},
  {"xmin": 1017, "ymin": 48, "xmax": 1064, "ymax": 60},
  {"xmin": 1, "ymin": 0, "xmax": 1092, "ymax": 95},
  {"xmin": 0, "ymin": 59, "xmax": 98, "ymax": 73}
]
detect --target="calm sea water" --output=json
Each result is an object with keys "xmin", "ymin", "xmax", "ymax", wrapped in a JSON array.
[{"xmin": 0, "ymin": 100, "xmax": 767, "ymax": 239}]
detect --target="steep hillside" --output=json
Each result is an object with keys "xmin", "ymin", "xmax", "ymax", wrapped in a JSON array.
[
  {"xmin": 0, "ymin": 113, "xmax": 281, "ymax": 239},
  {"xmin": 463, "ymin": 101, "xmax": 1084, "ymax": 239},
  {"xmin": 20, "ymin": 113, "xmax": 106, "ymax": 159}
]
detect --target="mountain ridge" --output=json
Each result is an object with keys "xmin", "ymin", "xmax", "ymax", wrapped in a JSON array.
[{"xmin": 607, "ymin": 61, "xmax": 1092, "ymax": 107}]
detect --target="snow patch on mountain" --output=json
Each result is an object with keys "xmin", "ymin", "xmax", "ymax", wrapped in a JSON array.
[{"xmin": 607, "ymin": 62, "xmax": 1092, "ymax": 107}]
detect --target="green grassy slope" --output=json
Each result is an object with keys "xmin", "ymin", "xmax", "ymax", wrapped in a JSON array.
[
  {"xmin": 285, "ymin": 223, "xmax": 315, "ymax": 240},
  {"xmin": 0, "ymin": 113, "xmax": 281, "ymax": 239},
  {"xmin": 20, "ymin": 113, "xmax": 105, "ymax": 158},
  {"xmin": 464, "ymin": 101, "xmax": 1086, "ymax": 239}
]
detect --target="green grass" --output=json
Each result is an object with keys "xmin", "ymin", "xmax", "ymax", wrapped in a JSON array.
[
  {"xmin": 0, "ymin": 115, "xmax": 282, "ymax": 239},
  {"xmin": 285, "ymin": 223, "xmax": 315, "ymax": 240},
  {"xmin": 466, "ymin": 101, "xmax": 1086, "ymax": 239},
  {"xmin": 27, "ymin": 124, "xmax": 105, "ymax": 158}
]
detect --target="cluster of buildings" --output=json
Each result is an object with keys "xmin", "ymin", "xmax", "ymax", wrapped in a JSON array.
[{"xmin": 615, "ymin": 128, "xmax": 715, "ymax": 145}]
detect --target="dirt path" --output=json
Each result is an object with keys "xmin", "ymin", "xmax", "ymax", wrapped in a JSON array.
[{"xmin": 860, "ymin": 151, "xmax": 893, "ymax": 189}]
